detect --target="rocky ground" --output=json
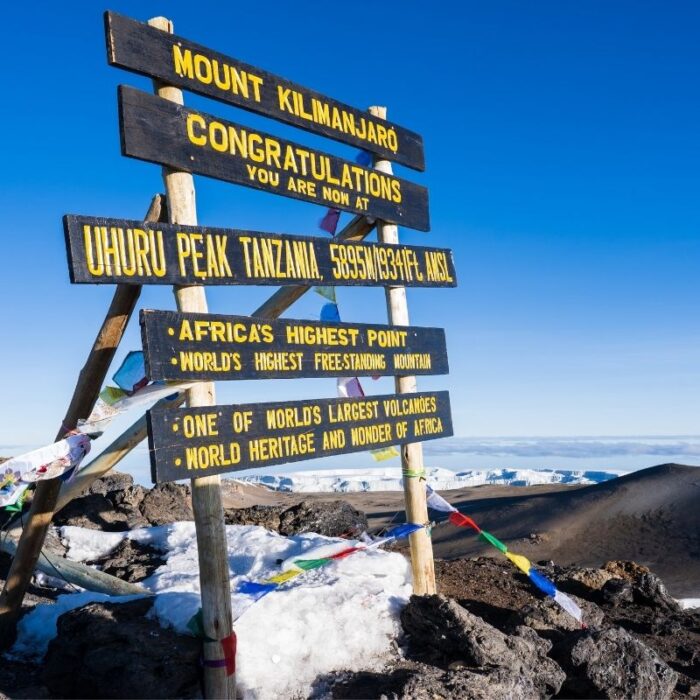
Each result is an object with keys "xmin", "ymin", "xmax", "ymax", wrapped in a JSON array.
[{"xmin": 0, "ymin": 472, "xmax": 698, "ymax": 699}]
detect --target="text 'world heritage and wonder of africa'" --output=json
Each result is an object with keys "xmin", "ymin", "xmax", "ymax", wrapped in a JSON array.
[{"xmin": 147, "ymin": 391, "xmax": 453, "ymax": 482}]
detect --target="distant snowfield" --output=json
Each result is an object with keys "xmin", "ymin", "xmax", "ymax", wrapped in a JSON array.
[
  {"xmin": 13, "ymin": 523, "xmax": 411, "ymax": 699},
  {"xmin": 234, "ymin": 466, "xmax": 622, "ymax": 493}
]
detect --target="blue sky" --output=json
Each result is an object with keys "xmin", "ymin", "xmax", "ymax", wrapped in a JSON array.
[{"xmin": 0, "ymin": 1, "xmax": 698, "ymax": 475}]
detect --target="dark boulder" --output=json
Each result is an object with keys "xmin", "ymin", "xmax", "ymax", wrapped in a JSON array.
[
  {"xmin": 633, "ymin": 572, "xmax": 682, "ymax": 612},
  {"xmin": 92, "ymin": 538, "xmax": 165, "ymax": 583},
  {"xmin": 43, "ymin": 598, "xmax": 201, "ymax": 699},
  {"xmin": 225, "ymin": 499, "xmax": 367, "ymax": 538},
  {"xmin": 555, "ymin": 626, "xmax": 678, "ymax": 699},
  {"xmin": 54, "ymin": 492, "xmax": 135, "ymax": 532},
  {"xmin": 601, "ymin": 577, "xmax": 635, "ymax": 607},
  {"xmin": 333, "ymin": 664, "xmax": 538, "ymax": 700},
  {"xmin": 139, "ymin": 482, "xmax": 193, "ymax": 526},
  {"xmin": 224, "ymin": 503, "xmax": 283, "ymax": 530},
  {"xmin": 507, "ymin": 594, "xmax": 605, "ymax": 638},
  {"xmin": 87, "ymin": 472, "xmax": 135, "ymax": 496},
  {"xmin": 401, "ymin": 594, "xmax": 565, "ymax": 697},
  {"xmin": 55, "ymin": 475, "xmax": 192, "ymax": 531},
  {"xmin": 277, "ymin": 500, "xmax": 367, "ymax": 537}
]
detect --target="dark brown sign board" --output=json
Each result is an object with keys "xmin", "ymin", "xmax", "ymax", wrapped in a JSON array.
[
  {"xmin": 64, "ymin": 215, "xmax": 457, "ymax": 287},
  {"xmin": 147, "ymin": 391, "xmax": 452, "ymax": 482},
  {"xmin": 118, "ymin": 86, "xmax": 430, "ymax": 232},
  {"xmin": 105, "ymin": 11, "xmax": 425, "ymax": 171},
  {"xmin": 141, "ymin": 309, "xmax": 449, "ymax": 382}
]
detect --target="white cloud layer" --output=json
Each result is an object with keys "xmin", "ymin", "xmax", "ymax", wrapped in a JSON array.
[{"xmin": 423, "ymin": 436, "xmax": 700, "ymax": 459}]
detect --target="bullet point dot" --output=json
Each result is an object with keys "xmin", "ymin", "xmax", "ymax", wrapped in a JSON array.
[
  {"xmin": 171, "ymin": 357, "xmax": 178, "ymax": 365},
  {"xmin": 175, "ymin": 458, "xmax": 182, "ymax": 466},
  {"xmin": 168, "ymin": 327, "xmax": 175, "ymax": 336}
]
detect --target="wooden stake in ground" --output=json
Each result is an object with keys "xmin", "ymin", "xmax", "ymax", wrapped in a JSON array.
[
  {"xmin": 0, "ymin": 193, "xmax": 166, "ymax": 643},
  {"xmin": 370, "ymin": 106, "xmax": 437, "ymax": 595},
  {"xmin": 148, "ymin": 17, "xmax": 234, "ymax": 700}
]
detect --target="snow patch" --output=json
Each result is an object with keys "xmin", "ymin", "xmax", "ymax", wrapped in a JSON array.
[
  {"xmin": 14, "ymin": 522, "xmax": 411, "ymax": 699},
  {"xmin": 233, "ymin": 466, "xmax": 621, "ymax": 493}
]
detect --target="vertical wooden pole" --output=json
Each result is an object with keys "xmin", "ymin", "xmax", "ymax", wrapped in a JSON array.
[
  {"xmin": 370, "ymin": 106, "xmax": 436, "ymax": 595},
  {"xmin": 0, "ymin": 194, "xmax": 166, "ymax": 643},
  {"xmin": 148, "ymin": 17, "xmax": 234, "ymax": 700}
]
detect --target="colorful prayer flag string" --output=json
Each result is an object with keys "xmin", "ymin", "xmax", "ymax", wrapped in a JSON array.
[
  {"xmin": 426, "ymin": 485, "xmax": 584, "ymax": 626},
  {"xmin": 236, "ymin": 522, "xmax": 424, "ymax": 601},
  {"xmin": 322, "ymin": 304, "xmax": 399, "ymax": 463},
  {"xmin": 0, "ymin": 433, "xmax": 92, "ymax": 510}
]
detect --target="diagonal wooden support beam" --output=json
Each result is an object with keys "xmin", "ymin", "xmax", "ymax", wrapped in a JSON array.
[{"xmin": 0, "ymin": 537, "xmax": 150, "ymax": 597}]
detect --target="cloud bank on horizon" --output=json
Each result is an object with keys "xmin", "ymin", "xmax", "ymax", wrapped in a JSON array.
[
  {"xmin": 5, "ymin": 436, "xmax": 700, "ymax": 459},
  {"xmin": 423, "ymin": 437, "xmax": 700, "ymax": 459}
]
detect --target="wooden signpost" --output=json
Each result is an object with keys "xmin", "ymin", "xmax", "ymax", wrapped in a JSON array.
[
  {"xmin": 105, "ymin": 11, "xmax": 425, "ymax": 171},
  {"xmin": 65, "ymin": 215, "xmax": 456, "ymax": 287},
  {"xmin": 141, "ymin": 310, "xmax": 448, "ymax": 382},
  {"xmin": 148, "ymin": 391, "xmax": 452, "ymax": 483},
  {"xmin": 1, "ymin": 11, "xmax": 458, "ymax": 700},
  {"xmin": 118, "ymin": 86, "xmax": 430, "ymax": 231}
]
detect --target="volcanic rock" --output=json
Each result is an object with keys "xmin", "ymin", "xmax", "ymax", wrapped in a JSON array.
[
  {"xmin": 601, "ymin": 577, "xmax": 635, "ymax": 606},
  {"xmin": 225, "ymin": 499, "xmax": 367, "ymax": 538},
  {"xmin": 87, "ymin": 472, "xmax": 135, "ymax": 496},
  {"xmin": 54, "ymin": 474, "xmax": 192, "ymax": 531},
  {"xmin": 332, "ymin": 665, "xmax": 538, "ymax": 700},
  {"xmin": 603, "ymin": 559, "xmax": 651, "ymax": 580},
  {"xmin": 401, "ymin": 594, "xmax": 565, "ymax": 697},
  {"xmin": 554, "ymin": 626, "xmax": 678, "ymax": 699},
  {"xmin": 91, "ymin": 538, "xmax": 165, "ymax": 583},
  {"xmin": 507, "ymin": 594, "xmax": 605, "ymax": 637},
  {"xmin": 633, "ymin": 572, "xmax": 682, "ymax": 611},
  {"xmin": 43, "ymin": 598, "xmax": 201, "ymax": 699},
  {"xmin": 224, "ymin": 503, "xmax": 283, "ymax": 530},
  {"xmin": 139, "ymin": 482, "xmax": 193, "ymax": 526}
]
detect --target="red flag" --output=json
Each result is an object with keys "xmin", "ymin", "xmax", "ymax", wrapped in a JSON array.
[
  {"xmin": 221, "ymin": 632, "xmax": 237, "ymax": 676},
  {"xmin": 449, "ymin": 511, "xmax": 481, "ymax": 533}
]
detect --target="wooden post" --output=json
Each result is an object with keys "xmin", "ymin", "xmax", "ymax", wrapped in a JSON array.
[
  {"xmin": 369, "ymin": 106, "xmax": 436, "ymax": 595},
  {"xmin": 0, "ymin": 194, "xmax": 167, "ymax": 641},
  {"xmin": 148, "ymin": 17, "xmax": 234, "ymax": 699}
]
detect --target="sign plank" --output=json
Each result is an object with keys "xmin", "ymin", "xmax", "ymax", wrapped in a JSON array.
[
  {"xmin": 118, "ymin": 86, "xmax": 430, "ymax": 232},
  {"xmin": 105, "ymin": 11, "xmax": 425, "ymax": 171},
  {"xmin": 147, "ymin": 391, "xmax": 452, "ymax": 482},
  {"xmin": 64, "ymin": 215, "xmax": 456, "ymax": 287},
  {"xmin": 141, "ymin": 310, "xmax": 449, "ymax": 382}
]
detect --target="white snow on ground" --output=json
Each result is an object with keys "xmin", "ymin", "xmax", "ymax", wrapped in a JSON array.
[
  {"xmin": 13, "ymin": 522, "xmax": 412, "ymax": 699},
  {"xmin": 234, "ymin": 466, "xmax": 621, "ymax": 493},
  {"xmin": 678, "ymin": 599, "xmax": 700, "ymax": 610}
]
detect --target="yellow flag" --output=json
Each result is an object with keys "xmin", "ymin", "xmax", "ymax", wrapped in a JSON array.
[
  {"xmin": 371, "ymin": 446, "xmax": 400, "ymax": 462},
  {"xmin": 265, "ymin": 569, "xmax": 302, "ymax": 585},
  {"xmin": 506, "ymin": 551, "xmax": 532, "ymax": 575}
]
